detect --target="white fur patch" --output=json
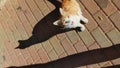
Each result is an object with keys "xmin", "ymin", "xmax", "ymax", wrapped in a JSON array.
[{"xmin": 64, "ymin": 15, "xmax": 80, "ymax": 28}]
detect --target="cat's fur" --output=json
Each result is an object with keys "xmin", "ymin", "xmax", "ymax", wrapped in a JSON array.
[{"xmin": 53, "ymin": 0, "xmax": 88, "ymax": 31}]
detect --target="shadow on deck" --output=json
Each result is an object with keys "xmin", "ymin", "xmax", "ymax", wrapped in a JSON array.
[
  {"xmin": 16, "ymin": 0, "xmax": 75, "ymax": 49},
  {"xmin": 8, "ymin": 44, "xmax": 120, "ymax": 68}
]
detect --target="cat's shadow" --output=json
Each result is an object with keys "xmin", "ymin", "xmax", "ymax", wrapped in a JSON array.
[{"xmin": 16, "ymin": 0, "xmax": 73, "ymax": 49}]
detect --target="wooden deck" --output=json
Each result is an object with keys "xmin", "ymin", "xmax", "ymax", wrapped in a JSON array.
[{"xmin": 0, "ymin": 0, "xmax": 120, "ymax": 68}]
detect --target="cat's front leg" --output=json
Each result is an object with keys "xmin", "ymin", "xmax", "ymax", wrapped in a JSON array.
[{"xmin": 80, "ymin": 15, "xmax": 88, "ymax": 24}]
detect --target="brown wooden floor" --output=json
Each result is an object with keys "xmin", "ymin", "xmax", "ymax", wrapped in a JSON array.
[{"xmin": 0, "ymin": 0, "xmax": 120, "ymax": 68}]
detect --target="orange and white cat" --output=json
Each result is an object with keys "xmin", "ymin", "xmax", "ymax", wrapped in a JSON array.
[{"xmin": 53, "ymin": 0, "xmax": 88, "ymax": 31}]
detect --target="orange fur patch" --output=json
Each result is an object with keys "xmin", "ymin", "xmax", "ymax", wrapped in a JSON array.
[{"xmin": 62, "ymin": 0, "xmax": 80, "ymax": 16}]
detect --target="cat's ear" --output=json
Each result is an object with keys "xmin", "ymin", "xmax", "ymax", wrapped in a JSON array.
[
  {"xmin": 59, "ymin": 8, "xmax": 66, "ymax": 16},
  {"xmin": 53, "ymin": 19, "xmax": 61, "ymax": 26}
]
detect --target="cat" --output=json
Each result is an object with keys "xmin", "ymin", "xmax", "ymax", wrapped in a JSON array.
[{"xmin": 53, "ymin": 0, "xmax": 88, "ymax": 31}]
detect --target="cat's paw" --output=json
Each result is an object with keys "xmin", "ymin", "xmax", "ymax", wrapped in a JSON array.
[
  {"xmin": 83, "ymin": 18, "xmax": 88, "ymax": 24},
  {"xmin": 81, "ymin": 26, "xmax": 85, "ymax": 31},
  {"xmin": 76, "ymin": 26, "xmax": 85, "ymax": 31}
]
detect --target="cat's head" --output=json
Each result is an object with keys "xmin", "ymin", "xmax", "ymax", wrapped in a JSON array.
[{"xmin": 53, "ymin": 8, "xmax": 79, "ymax": 28}]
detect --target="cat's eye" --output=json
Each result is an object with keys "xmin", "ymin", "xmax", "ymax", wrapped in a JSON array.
[
  {"xmin": 68, "ymin": 16, "xmax": 70, "ymax": 18},
  {"xmin": 65, "ymin": 21, "xmax": 70, "ymax": 23}
]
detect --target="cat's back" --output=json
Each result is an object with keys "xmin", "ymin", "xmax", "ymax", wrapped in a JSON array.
[{"xmin": 62, "ymin": 0, "xmax": 81, "ymax": 15}]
